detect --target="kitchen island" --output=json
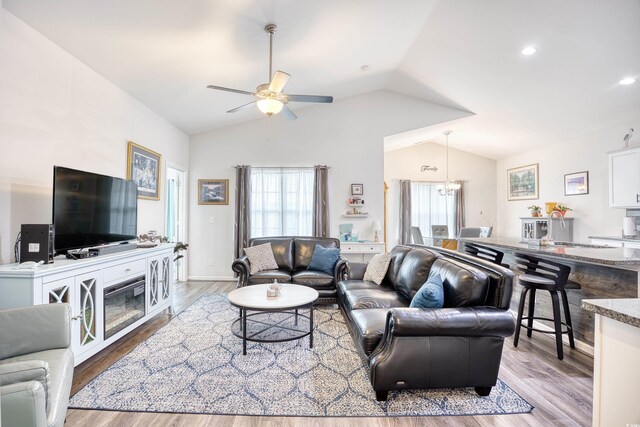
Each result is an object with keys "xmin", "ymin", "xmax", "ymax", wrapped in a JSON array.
[{"xmin": 459, "ymin": 237, "xmax": 640, "ymax": 348}]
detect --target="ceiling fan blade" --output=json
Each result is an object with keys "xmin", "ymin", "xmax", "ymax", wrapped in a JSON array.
[
  {"xmin": 268, "ymin": 70, "xmax": 290, "ymax": 92},
  {"xmin": 287, "ymin": 94, "xmax": 333, "ymax": 103},
  {"xmin": 227, "ymin": 101, "xmax": 257, "ymax": 113},
  {"xmin": 281, "ymin": 105, "xmax": 298, "ymax": 121},
  {"xmin": 207, "ymin": 85, "xmax": 255, "ymax": 96}
]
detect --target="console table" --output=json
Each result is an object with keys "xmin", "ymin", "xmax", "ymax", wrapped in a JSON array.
[
  {"xmin": 0, "ymin": 244, "xmax": 174, "ymax": 366},
  {"xmin": 340, "ymin": 241, "xmax": 385, "ymax": 262}
]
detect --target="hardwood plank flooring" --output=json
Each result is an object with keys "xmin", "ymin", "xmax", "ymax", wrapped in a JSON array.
[{"xmin": 66, "ymin": 281, "xmax": 594, "ymax": 426}]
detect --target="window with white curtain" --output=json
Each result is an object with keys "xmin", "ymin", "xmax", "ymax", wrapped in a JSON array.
[
  {"xmin": 250, "ymin": 167, "xmax": 314, "ymax": 238},
  {"xmin": 411, "ymin": 182, "xmax": 457, "ymax": 238}
]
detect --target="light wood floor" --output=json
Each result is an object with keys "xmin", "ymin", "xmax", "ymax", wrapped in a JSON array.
[{"xmin": 66, "ymin": 281, "xmax": 594, "ymax": 427}]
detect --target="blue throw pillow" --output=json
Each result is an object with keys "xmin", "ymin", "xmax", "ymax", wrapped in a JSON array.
[
  {"xmin": 307, "ymin": 244, "xmax": 340, "ymax": 275},
  {"xmin": 410, "ymin": 274, "xmax": 445, "ymax": 308}
]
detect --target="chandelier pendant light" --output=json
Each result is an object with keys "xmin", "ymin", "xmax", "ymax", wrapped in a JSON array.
[{"xmin": 437, "ymin": 130, "xmax": 461, "ymax": 196}]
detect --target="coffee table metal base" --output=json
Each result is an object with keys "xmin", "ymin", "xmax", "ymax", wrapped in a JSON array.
[{"xmin": 231, "ymin": 305, "xmax": 314, "ymax": 355}]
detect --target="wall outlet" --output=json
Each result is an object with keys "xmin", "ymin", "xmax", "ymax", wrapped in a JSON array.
[
  {"xmin": 209, "ymin": 216, "xmax": 215, "ymax": 224},
  {"xmin": 208, "ymin": 258, "xmax": 214, "ymax": 266}
]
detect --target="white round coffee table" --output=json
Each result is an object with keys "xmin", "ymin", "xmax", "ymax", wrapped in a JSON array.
[{"xmin": 227, "ymin": 284, "xmax": 319, "ymax": 355}]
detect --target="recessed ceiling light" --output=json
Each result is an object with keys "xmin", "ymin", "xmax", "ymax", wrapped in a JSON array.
[
  {"xmin": 619, "ymin": 77, "xmax": 636, "ymax": 85},
  {"xmin": 521, "ymin": 46, "xmax": 536, "ymax": 56},
  {"xmin": 360, "ymin": 65, "xmax": 370, "ymax": 72}
]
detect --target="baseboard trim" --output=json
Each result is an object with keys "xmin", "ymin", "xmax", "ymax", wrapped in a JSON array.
[
  {"xmin": 509, "ymin": 309, "xmax": 594, "ymax": 357},
  {"xmin": 189, "ymin": 275, "xmax": 237, "ymax": 282}
]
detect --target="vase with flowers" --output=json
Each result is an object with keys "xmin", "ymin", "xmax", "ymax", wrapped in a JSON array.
[{"xmin": 553, "ymin": 204, "xmax": 572, "ymax": 217}]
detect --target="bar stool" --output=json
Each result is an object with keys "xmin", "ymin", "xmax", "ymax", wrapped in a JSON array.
[
  {"xmin": 463, "ymin": 242, "xmax": 510, "ymax": 268},
  {"xmin": 513, "ymin": 253, "xmax": 575, "ymax": 360}
]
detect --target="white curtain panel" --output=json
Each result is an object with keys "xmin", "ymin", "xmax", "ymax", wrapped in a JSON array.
[
  {"xmin": 411, "ymin": 182, "xmax": 457, "ymax": 238},
  {"xmin": 250, "ymin": 168, "xmax": 314, "ymax": 238}
]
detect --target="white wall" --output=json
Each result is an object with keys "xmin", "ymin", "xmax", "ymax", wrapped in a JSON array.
[
  {"xmin": 384, "ymin": 141, "xmax": 497, "ymax": 245},
  {"xmin": 188, "ymin": 91, "xmax": 469, "ymax": 279},
  {"xmin": 0, "ymin": 9, "xmax": 189, "ymax": 264},
  {"xmin": 497, "ymin": 118, "xmax": 640, "ymax": 242}
]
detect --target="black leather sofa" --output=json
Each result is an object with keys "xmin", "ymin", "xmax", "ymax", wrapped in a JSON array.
[
  {"xmin": 338, "ymin": 244, "xmax": 515, "ymax": 401},
  {"xmin": 232, "ymin": 236, "xmax": 348, "ymax": 303}
]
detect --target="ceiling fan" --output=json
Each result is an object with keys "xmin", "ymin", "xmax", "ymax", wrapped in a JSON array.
[{"xmin": 207, "ymin": 24, "xmax": 333, "ymax": 120}]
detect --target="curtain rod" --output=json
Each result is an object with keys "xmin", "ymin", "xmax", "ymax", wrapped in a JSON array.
[{"xmin": 232, "ymin": 165, "xmax": 331, "ymax": 169}]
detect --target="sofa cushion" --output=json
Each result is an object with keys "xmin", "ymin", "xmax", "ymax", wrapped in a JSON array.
[
  {"xmin": 244, "ymin": 243, "xmax": 279, "ymax": 274},
  {"xmin": 294, "ymin": 238, "xmax": 340, "ymax": 270},
  {"xmin": 249, "ymin": 237, "xmax": 294, "ymax": 270},
  {"xmin": 291, "ymin": 270, "xmax": 334, "ymax": 290},
  {"xmin": 350, "ymin": 308, "xmax": 388, "ymax": 356},
  {"xmin": 410, "ymin": 274, "xmax": 445, "ymax": 308},
  {"xmin": 307, "ymin": 245, "xmax": 340, "ymax": 275},
  {"xmin": 337, "ymin": 280, "xmax": 381, "ymax": 295},
  {"xmin": 429, "ymin": 258, "xmax": 490, "ymax": 307},
  {"xmin": 247, "ymin": 270, "xmax": 292, "ymax": 285},
  {"xmin": 394, "ymin": 247, "xmax": 439, "ymax": 301},
  {"xmin": 381, "ymin": 246, "xmax": 412, "ymax": 287},
  {"xmin": 342, "ymin": 288, "xmax": 409, "ymax": 311},
  {"xmin": 363, "ymin": 253, "xmax": 392, "ymax": 285}
]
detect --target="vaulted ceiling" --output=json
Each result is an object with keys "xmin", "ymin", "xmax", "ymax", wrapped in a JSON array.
[{"xmin": 4, "ymin": 0, "xmax": 640, "ymax": 159}]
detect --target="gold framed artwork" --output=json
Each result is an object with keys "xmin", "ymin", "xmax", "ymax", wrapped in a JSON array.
[
  {"xmin": 127, "ymin": 141, "xmax": 162, "ymax": 200},
  {"xmin": 507, "ymin": 163, "xmax": 539, "ymax": 201},
  {"xmin": 198, "ymin": 179, "xmax": 229, "ymax": 205}
]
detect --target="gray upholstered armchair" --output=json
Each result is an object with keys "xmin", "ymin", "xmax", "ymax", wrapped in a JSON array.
[{"xmin": 0, "ymin": 304, "xmax": 74, "ymax": 427}]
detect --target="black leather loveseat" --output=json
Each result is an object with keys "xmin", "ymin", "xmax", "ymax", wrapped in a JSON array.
[
  {"xmin": 338, "ymin": 244, "xmax": 515, "ymax": 401},
  {"xmin": 232, "ymin": 237, "xmax": 348, "ymax": 303}
]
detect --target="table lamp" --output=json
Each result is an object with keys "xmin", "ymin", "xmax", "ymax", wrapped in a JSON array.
[{"xmin": 372, "ymin": 220, "xmax": 382, "ymax": 242}]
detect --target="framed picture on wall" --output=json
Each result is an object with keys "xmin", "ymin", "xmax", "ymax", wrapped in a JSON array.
[
  {"xmin": 198, "ymin": 179, "xmax": 229, "ymax": 205},
  {"xmin": 507, "ymin": 163, "xmax": 539, "ymax": 201},
  {"xmin": 351, "ymin": 183, "xmax": 364, "ymax": 196},
  {"xmin": 564, "ymin": 171, "xmax": 589, "ymax": 196},
  {"xmin": 127, "ymin": 141, "xmax": 162, "ymax": 200}
]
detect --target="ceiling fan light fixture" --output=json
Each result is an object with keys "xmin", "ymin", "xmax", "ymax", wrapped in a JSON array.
[{"xmin": 257, "ymin": 98, "xmax": 284, "ymax": 116}]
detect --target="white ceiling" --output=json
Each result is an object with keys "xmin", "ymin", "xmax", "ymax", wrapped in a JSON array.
[{"xmin": 4, "ymin": 0, "xmax": 640, "ymax": 159}]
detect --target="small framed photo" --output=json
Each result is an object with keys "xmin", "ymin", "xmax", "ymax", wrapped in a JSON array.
[
  {"xmin": 507, "ymin": 163, "xmax": 539, "ymax": 201},
  {"xmin": 564, "ymin": 171, "xmax": 589, "ymax": 196},
  {"xmin": 351, "ymin": 183, "xmax": 363, "ymax": 196},
  {"xmin": 199, "ymin": 179, "xmax": 229, "ymax": 205},
  {"xmin": 127, "ymin": 141, "xmax": 162, "ymax": 200}
]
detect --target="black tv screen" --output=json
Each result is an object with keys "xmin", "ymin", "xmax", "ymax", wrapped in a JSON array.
[{"xmin": 53, "ymin": 166, "xmax": 138, "ymax": 253}]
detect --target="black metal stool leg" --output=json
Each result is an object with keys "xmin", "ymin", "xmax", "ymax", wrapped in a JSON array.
[
  {"xmin": 526, "ymin": 287, "xmax": 536, "ymax": 338},
  {"xmin": 514, "ymin": 286, "xmax": 529, "ymax": 347},
  {"xmin": 550, "ymin": 291, "xmax": 564, "ymax": 360},
  {"xmin": 561, "ymin": 290, "xmax": 575, "ymax": 349}
]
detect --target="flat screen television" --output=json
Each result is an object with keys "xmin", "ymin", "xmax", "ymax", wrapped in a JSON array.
[{"xmin": 52, "ymin": 166, "xmax": 138, "ymax": 254}]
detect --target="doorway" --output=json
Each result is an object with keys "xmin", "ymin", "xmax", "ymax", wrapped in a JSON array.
[{"xmin": 165, "ymin": 166, "xmax": 187, "ymax": 282}]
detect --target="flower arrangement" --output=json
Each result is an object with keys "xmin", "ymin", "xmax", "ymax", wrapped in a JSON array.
[
  {"xmin": 138, "ymin": 230, "xmax": 189, "ymax": 262},
  {"xmin": 553, "ymin": 204, "xmax": 573, "ymax": 217}
]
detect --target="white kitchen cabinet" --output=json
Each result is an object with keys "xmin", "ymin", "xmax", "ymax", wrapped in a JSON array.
[{"xmin": 609, "ymin": 147, "xmax": 640, "ymax": 208}]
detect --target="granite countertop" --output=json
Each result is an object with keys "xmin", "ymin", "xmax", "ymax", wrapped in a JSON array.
[
  {"xmin": 589, "ymin": 235, "xmax": 640, "ymax": 243},
  {"xmin": 459, "ymin": 237, "xmax": 640, "ymax": 266},
  {"xmin": 582, "ymin": 299, "xmax": 640, "ymax": 328}
]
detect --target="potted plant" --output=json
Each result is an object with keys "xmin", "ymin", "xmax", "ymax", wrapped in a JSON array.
[
  {"xmin": 528, "ymin": 205, "xmax": 542, "ymax": 217},
  {"xmin": 554, "ymin": 204, "xmax": 573, "ymax": 217},
  {"xmin": 138, "ymin": 231, "xmax": 189, "ymax": 262}
]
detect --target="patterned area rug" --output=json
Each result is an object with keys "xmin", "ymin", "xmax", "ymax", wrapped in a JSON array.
[{"xmin": 70, "ymin": 293, "xmax": 533, "ymax": 417}]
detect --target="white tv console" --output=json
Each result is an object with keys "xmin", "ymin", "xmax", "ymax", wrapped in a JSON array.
[{"xmin": 0, "ymin": 244, "xmax": 174, "ymax": 366}]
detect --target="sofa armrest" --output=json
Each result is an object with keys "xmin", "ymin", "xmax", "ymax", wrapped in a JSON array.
[
  {"xmin": 347, "ymin": 262, "xmax": 368, "ymax": 280},
  {"xmin": 0, "ymin": 304, "xmax": 71, "ymax": 360},
  {"xmin": 0, "ymin": 361, "xmax": 49, "ymax": 403},
  {"xmin": 386, "ymin": 306, "xmax": 515, "ymax": 338},
  {"xmin": 1, "ymin": 381, "xmax": 47, "ymax": 427},
  {"xmin": 231, "ymin": 256, "xmax": 251, "ymax": 287},
  {"xmin": 334, "ymin": 259, "xmax": 349, "ymax": 282}
]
